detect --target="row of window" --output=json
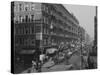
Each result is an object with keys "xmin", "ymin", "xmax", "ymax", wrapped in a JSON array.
[
  {"xmin": 35, "ymin": 25, "xmax": 41, "ymax": 33},
  {"xmin": 14, "ymin": 3, "xmax": 36, "ymax": 12},
  {"xmin": 15, "ymin": 26, "xmax": 35, "ymax": 35},
  {"xmin": 15, "ymin": 24, "xmax": 79, "ymax": 38},
  {"xmin": 51, "ymin": 17, "xmax": 79, "ymax": 35},
  {"xmin": 49, "ymin": 27, "xmax": 80, "ymax": 39},
  {"xmin": 14, "ymin": 15, "xmax": 81, "ymax": 37},
  {"xmin": 15, "ymin": 37, "xmax": 59, "ymax": 47},
  {"xmin": 14, "ymin": 8, "xmax": 79, "ymax": 35},
  {"xmin": 49, "ymin": 13, "xmax": 78, "ymax": 34},
  {"xmin": 14, "ymin": 13, "xmax": 45, "ymax": 24},
  {"xmin": 42, "ymin": 4, "xmax": 51, "ymax": 14},
  {"xmin": 42, "ymin": 38, "xmax": 57, "ymax": 46},
  {"xmin": 43, "ymin": 38, "xmax": 48, "ymax": 45},
  {"xmin": 42, "ymin": 26, "xmax": 49, "ymax": 34},
  {"xmin": 15, "ymin": 37, "xmax": 35, "ymax": 46},
  {"xmin": 42, "ymin": 12, "xmax": 50, "ymax": 25},
  {"xmin": 14, "ymin": 15, "xmax": 34, "ymax": 23}
]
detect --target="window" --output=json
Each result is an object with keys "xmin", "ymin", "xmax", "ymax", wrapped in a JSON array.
[
  {"xmin": 25, "ymin": 28, "xmax": 28, "ymax": 34},
  {"xmin": 46, "ymin": 18, "xmax": 48, "ymax": 24},
  {"xmin": 25, "ymin": 26, "xmax": 29, "ymax": 34},
  {"xmin": 43, "ymin": 17, "xmax": 46, "ymax": 23},
  {"xmin": 31, "ymin": 15, "xmax": 34, "ymax": 21},
  {"xmin": 22, "ymin": 16, "xmax": 25, "ymax": 22},
  {"xmin": 31, "ymin": 3, "xmax": 35, "ymax": 11},
  {"xmin": 19, "ymin": 16, "xmax": 21, "ymax": 23},
  {"xmin": 29, "ymin": 15, "xmax": 31, "ymax": 22},
  {"xmin": 32, "ymin": 26, "xmax": 34, "ymax": 34},
  {"xmin": 17, "ymin": 16, "xmax": 19, "ymax": 23},
  {"xmin": 31, "ymin": 38, "xmax": 35, "ymax": 45},
  {"xmin": 15, "ymin": 37, "xmax": 19, "ymax": 46},
  {"xmin": 14, "ymin": 17, "xmax": 16, "ymax": 23},
  {"xmin": 46, "ymin": 38, "xmax": 48, "ymax": 45},
  {"xmin": 20, "ymin": 27, "xmax": 23, "ymax": 34},
  {"xmin": 19, "ymin": 28, "xmax": 22, "ymax": 34},
  {"xmin": 22, "ymin": 27, "xmax": 24, "ymax": 34},
  {"xmin": 46, "ymin": 28, "xmax": 49, "ymax": 34},
  {"xmin": 28, "ymin": 27, "xmax": 31, "ymax": 34},
  {"xmin": 22, "ymin": 38, "xmax": 24, "ymax": 45},
  {"xmin": 20, "ymin": 38, "xmax": 22, "ymax": 45},
  {"xmin": 25, "ymin": 15, "xmax": 28, "ymax": 22},
  {"xmin": 19, "ymin": 4, "xmax": 22, "ymax": 11},
  {"xmin": 24, "ymin": 38, "xmax": 28, "ymax": 45},
  {"xmin": 25, "ymin": 4, "xmax": 29, "ymax": 11},
  {"xmin": 19, "ymin": 16, "xmax": 23, "ymax": 23},
  {"xmin": 42, "ymin": 4, "xmax": 45, "ymax": 11},
  {"xmin": 35, "ymin": 25, "xmax": 41, "ymax": 33},
  {"xmin": 28, "ymin": 15, "xmax": 31, "ymax": 22},
  {"xmin": 43, "ymin": 39, "xmax": 46, "ymax": 45},
  {"xmin": 14, "ymin": 3, "xmax": 16, "ymax": 12}
]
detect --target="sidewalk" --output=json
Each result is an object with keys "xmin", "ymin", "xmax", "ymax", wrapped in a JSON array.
[
  {"xmin": 22, "ymin": 60, "xmax": 73, "ymax": 73},
  {"xmin": 48, "ymin": 64, "xmax": 73, "ymax": 71},
  {"xmin": 21, "ymin": 51, "xmax": 80, "ymax": 73},
  {"xmin": 42, "ymin": 60, "xmax": 55, "ymax": 68},
  {"xmin": 22, "ymin": 59, "xmax": 55, "ymax": 73}
]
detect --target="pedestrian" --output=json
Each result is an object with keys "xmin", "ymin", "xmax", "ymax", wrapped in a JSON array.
[
  {"xmin": 39, "ymin": 53, "xmax": 45, "ymax": 64},
  {"xmin": 33, "ymin": 47, "xmax": 41, "ymax": 72},
  {"xmin": 87, "ymin": 53, "xmax": 95, "ymax": 69},
  {"xmin": 32, "ymin": 60, "xmax": 36, "ymax": 72}
]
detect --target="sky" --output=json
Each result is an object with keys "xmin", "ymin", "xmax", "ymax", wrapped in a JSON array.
[{"xmin": 63, "ymin": 4, "xmax": 96, "ymax": 39}]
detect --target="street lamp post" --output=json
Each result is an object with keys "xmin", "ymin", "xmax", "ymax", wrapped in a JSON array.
[
  {"xmin": 80, "ymin": 36, "xmax": 83, "ymax": 69},
  {"xmin": 35, "ymin": 20, "xmax": 43, "ymax": 72},
  {"xmin": 50, "ymin": 22, "xmax": 53, "ymax": 45}
]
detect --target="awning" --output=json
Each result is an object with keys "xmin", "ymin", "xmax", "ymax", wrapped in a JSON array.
[
  {"xmin": 19, "ymin": 50, "xmax": 35, "ymax": 54},
  {"xmin": 46, "ymin": 48, "xmax": 58, "ymax": 54}
]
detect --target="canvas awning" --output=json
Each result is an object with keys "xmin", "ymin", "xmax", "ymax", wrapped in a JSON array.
[
  {"xmin": 46, "ymin": 48, "xmax": 58, "ymax": 54},
  {"xmin": 19, "ymin": 50, "xmax": 35, "ymax": 54}
]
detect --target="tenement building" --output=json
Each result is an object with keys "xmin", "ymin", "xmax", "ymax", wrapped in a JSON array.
[{"xmin": 12, "ymin": 1, "xmax": 85, "ymax": 54}]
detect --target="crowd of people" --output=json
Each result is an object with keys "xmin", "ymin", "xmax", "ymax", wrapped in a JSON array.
[
  {"xmin": 26, "ymin": 40, "xmax": 97, "ymax": 72},
  {"xmin": 14, "ymin": 39, "xmax": 97, "ymax": 73},
  {"xmin": 31, "ymin": 40, "xmax": 84, "ymax": 71}
]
